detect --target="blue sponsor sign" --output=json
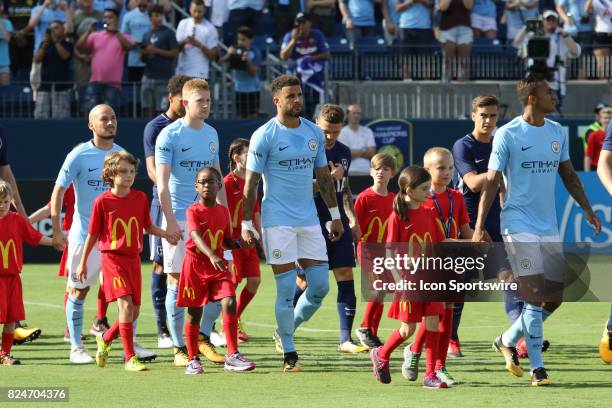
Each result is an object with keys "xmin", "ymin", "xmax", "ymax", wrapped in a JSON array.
[{"xmin": 366, "ymin": 119, "xmax": 413, "ymax": 168}]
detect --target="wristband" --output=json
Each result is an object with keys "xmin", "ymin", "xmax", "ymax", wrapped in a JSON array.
[
  {"xmin": 328, "ymin": 206, "xmax": 341, "ymax": 220},
  {"xmin": 241, "ymin": 220, "xmax": 260, "ymax": 240}
]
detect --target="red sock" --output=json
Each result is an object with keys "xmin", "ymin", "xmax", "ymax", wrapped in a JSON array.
[
  {"xmin": 425, "ymin": 330, "xmax": 440, "ymax": 376},
  {"xmin": 361, "ymin": 301, "xmax": 378, "ymax": 330},
  {"xmin": 1, "ymin": 332, "xmax": 13, "ymax": 355},
  {"xmin": 411, "ymin": 320, "xmax": 426, "ymax": 353},
  {"xmin": 97, "ymin": 287, "xmax": 108, "ymax": 321},
  {"xmin": 223, "ymin": 312, "xmax": 238, "ymax": 356},
  {"xmin": 435, "ymin": 308, "xmax": 453, "ymax": 371},
  {"xmin": 378, "ymin": 329, "xmax": 406, "ymax": 361},
  {"xmin": 63, "ymin": 291, "xmax": 69, "ymax": 310},
  {"xmin": 371, "ymin": 302, "xmax": 384, "ymax": 336},
  {"xmin": 102, "ymin": 321, "xmax": 120, "ymax": 344},
  {"xmin": 184, "ymin": 322, "xmax": 200, "ymax": 360},
  {"xmin": 119, "ymin": 322, "xmax": 135, "ymax": 362},
  {"xmin": 236, "ymin": 289, "xmax": 256, "ymax": 320}
]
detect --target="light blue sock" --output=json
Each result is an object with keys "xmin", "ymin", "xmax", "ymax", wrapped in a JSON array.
[
  {"xmin": 294, "ymin": 263, "xmax": 330, "ymax": 329},
  {"xmin": 165, "ymin": 285, "xmax": 184, "ymax": 348},
  {"xmin": 66, "ymin": 295, "xmax": 84, "ymax": 347},
  {"xmin": 200, "ymin": 301, "xmax": 222, "ymax": 336},
  {"xmin": 502, "ymin": 304, "xmax": 525, "ymax": 347},
  {"xmin": 275, "ymin": 269, "xmax": 297, "ymax": 353},
  {"xmin": 521, "ymin": 304, "xmax": 544, "ymax": 371}
]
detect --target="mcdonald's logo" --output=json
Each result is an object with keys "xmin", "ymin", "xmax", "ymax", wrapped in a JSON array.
[
  {"xmin": 399, "ymin": 301, "xmax": 411, "ymax": 313},
  {"xmin": 232, "ymin": 198, "xmax": 243, "ymax": 229},
  {"xmin": 183, "ymin": 286, "xmax": 195, "ymax": 300},
  {"xmin": 111, "ymin": 217, "xmax": 141, "ymax": 250},
  {"xmin": 0, "ymin": 239, "xmax": 17, "ymax": 269},
  {"xmin": 112, "ymin": 276, "xmax": 126, "ymax": 290},
  {"xmin": 407, "ymin": 232, "xmax": 432, "ymax": 258},
  {"xmin": 203, "ymin": 229, "xmax": 223, "ymax": 251},
  {"xmin": 363, "ymin": 216, "xmax": 389, "ymax": 243},
  {"xmin": 435, "ymin": 218, "xmax": 459, "ymax": 239}
]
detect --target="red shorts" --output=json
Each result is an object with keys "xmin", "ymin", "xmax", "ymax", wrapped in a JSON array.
[
  {"xmin": 387, "ymin": 300, "xmax": 445, "ymax": 323},
  {"xmin": 57, "ymin": 245, "xmax": 69, "ymax": 277},
  {"xmin": 177, "ymin": 252, "xmax": 235, "ymax": 308},
  {"xmin": 101, "ymin": 252, "xmax": 142, "ymax": 306},
  {"xmin": 0, "ymin": 275, "xmax": 25, "ymax": 323},
  {"xmin": 231, "ymin": 247, "xmax": 260, "ymax": 284}
]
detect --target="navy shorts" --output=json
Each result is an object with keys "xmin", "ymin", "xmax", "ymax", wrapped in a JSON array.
[
  {"xmin": 149, "ymin": 197, "xmax": 164, "ymax": 265},
  {"xmin": 321, "ymin": 219, "xmax": 356, "ymax": 270}
]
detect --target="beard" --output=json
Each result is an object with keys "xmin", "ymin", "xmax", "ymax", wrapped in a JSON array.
[
  {"xmin": 98, "ymin": 133, "xmax": 116, "ymax": 140},
  {"xmin": 283, "ymin": 105, "xmax": 302, "ymax": 118}
]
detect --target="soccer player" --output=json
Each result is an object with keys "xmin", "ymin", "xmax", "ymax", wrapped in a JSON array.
[
  {"xmin": 76, "ymin": 152, "xmax": 179, "ymax": 372},
  {"xmin": 51, "ymin": 104, "xmax": 124, "ymax": 364},
  {"xmin": 369, "ymin": 166, "xmax": 447, "ymax": 389},
  {"xmin": 354, "ymin": 153, "xmax": 397, "ymax": 348},
  {"xmin": 241, "ymin": 74, "xmax": 344, "ymax": 372},
  {"xmin": 401, "ymin": 147, "xmax": 472, "ymax": 387},
  {"xmin": 180, "ymin": 166, "xmax": 256, "ymax": 375},
  {"xmin": 474, "ymin": 76, "xmax": 601, "ymax": 386},
  {"xmin": 143, "ymin": 74, "xmax": 192, "ymax": 349},
  {"xmin": 0, "ymin": 181, "xmax": 54, "ymax": 365},
  {"xmin": 224, "ymin": 138, "xmax": 262, "ymax": 342},
  {"xmin": 155, "ymin": 78, "xmax": 228, "ymax": 366}
]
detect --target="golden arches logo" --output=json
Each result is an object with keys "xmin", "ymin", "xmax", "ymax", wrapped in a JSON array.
[
  {"xmin": 111, "ymin": 217, "xmax": 141, "ymax": 250},
  {"xmin": 112, "ymin": 276, "xmax": 126, "ymax": 290},
  {"xmin": 0, "ymin": 239, "xmax": 17, "ymax": 269},
  {"xmin": 183, "ymin": 286, "xmax": 195, "ymax": 300},
  {"xmin": 407, "ymin": 232, "xmax": 433, "ymax": 258},
  {"xmin": 203, "ymin": 229, "xmax": 224, "ymax": 251},
  {"xmin": 363, "ymin": 216, "xmax": 389, "ymax": 243},
  {"xmin": 399, "ymin": 301, "xmax": 412, "ymax": 313},
  {"xmin": 232, "ymin": 198, "xmax": 243, "ymax": 229},
  {"xmin": 435, "ymin": 218, "xmax": 459, "ymax": 239}
]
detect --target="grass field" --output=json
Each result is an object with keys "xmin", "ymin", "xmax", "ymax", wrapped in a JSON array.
[{"xmin": 4, "ymin": 262, "xmax": 612, "ymax": 407}]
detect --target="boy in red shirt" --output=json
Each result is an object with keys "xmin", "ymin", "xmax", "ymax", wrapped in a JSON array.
[
  {"xmin": 585, "ymin": 107, "xmax": 612, "ymax": 171},
  {"xmin": 76, "ymin": 151, "xmax": 179, "ymax": 372},
  {"xmin": 0, "ymin": 181, "xmax": 54, "ymax": 365},
  {"xmin": 180, "ymin": 166, "xmax": 256, "ymax": 375},
  {"xmin": 354, "ymin": 153, "xmax": 396, "ymax": 349}
]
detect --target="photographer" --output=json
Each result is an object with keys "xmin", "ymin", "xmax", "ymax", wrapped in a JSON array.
[
  {"xmin": 220, "ymin": 26, "xmax": 260, "ymax": 119},
  {"xmin": 513, "ymin": 10, "xmax": 580, "ymax": 112}
]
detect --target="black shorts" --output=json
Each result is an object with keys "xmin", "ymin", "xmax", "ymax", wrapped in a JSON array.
[
  {"xmin": 593, "ymin": 32, "xmax": 612, "ymax": 49},
  {"xmin": 321, "ymin": 219, "xmax": 356, "ymax": 270},
  {"xmin": 399, "ymin": 28, "xmax": 438, "ymax": 55}
]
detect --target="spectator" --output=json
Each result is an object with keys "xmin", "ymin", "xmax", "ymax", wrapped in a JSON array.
[
  {"xmin": 93, "ymin": 0, "xmax": 122, "ymax": 12},
  {"xmin": 438, "ymin": 0, "xmax": 474, "ymax": 82},
  {"xmin": 514, "ymin": 10, "xmax": 580, "ymax": 112},
  {"xmin": 33, "ymin": 20, "xmax": 73, "ymax": 118},
  {"xmin": 271, "ymin": 0, "xmax": 302, "ymax": 40},
  {"xmin": 585, "ymin": 0, "xmax": 612, "ymax": 79},
  {"xmin": 175, "ymin": 0, "xmax": 218, "ymax": 79},
  {"xmin": 121, "ymin": 0, "xmax": 150, "ymax": 82},
  {"xmin": 0, "ymin": 13, "xmax": 13, "ymax": 85},
  {"xmin": 306, "ymin": 0, "xmax": 337, "ymax": 38},
  {"xmin": 140, "ymin": 3, "xmax": 179, "ymax": 117},
  {"xmin": 339, "ymin": 0, "xmax": 376, "ymax": 47},
  {"xmin": 396, "ymin": 0, "xmax": 436, "ymax": 79},
  {"xmin": 76, "ymin": 7, "xmax": 134, "ymax": 112},
  {"xmin": 471, "ymin": 0, "xmax": 496, "ymax": 38},
  {"xmin": 382, "ymin": 0, "xmax": 400, "ymax": 45},
  {"xmin": 210, "ymin": 0, "xmax": 229, "ymax": 37},
  {"xmin": 220, "ymin": 26, "xmax": 261, "ymax": 118},
  {"xmin": 73, "ymin": 0, "xmax": 103, "ymax": 91},
  {"xmin": 7, "ymin": 0, "xmax": 34, "ymax": 82},
  {"xmin": 225, "ymin": 0, "xmax": 263, "ymax": 44},
  {"xmin": 280, "ymin": 12, "xmax": 330, "ymax": 118},
  {"xmin": 556, "ymin": 0, "xmax": 593, "ymax": 50},
  {"xmin": 504, "ymin": 0, "xmax": 539, "ymax": 44},
  {"xmin": 585, "ymin": 106, "xmax": 612, "ymax": 171},
  {"xmin": 338, "ymin": 104, "xmax": 376, "ymax": 175},
  {"xmin": 581, "ymin": 103, "xmax": 608, "ymax": 151}
]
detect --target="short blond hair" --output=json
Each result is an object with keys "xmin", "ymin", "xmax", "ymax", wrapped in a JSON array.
[
  {"xmin": 0, "ymin": 179, "xmax": 13, "ymax": 199},
  {"xmin": 182, "ymin": 78, "xmax": 210, "ymax": 99},
  {"xmin": 370, "ymin": 153, "xmax": 396, "ymax": 174},
  {"xmin": 423, "ymin": 147, "xmax": 453, "ymax": 166},
  {"xmin": 102, "ymin": 151, "xmax": 139, "ymax": 187}
]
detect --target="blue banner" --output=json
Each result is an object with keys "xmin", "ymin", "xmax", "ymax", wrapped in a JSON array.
[
  {"xmin": 366, "ymin": 119, "xmax": 413, "ymax": 169},
  {"xmin": 555, "ymin": 172, "xmax": 611, "ymax": 251}
]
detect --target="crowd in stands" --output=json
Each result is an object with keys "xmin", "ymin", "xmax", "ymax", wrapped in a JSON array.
[{"xmin": 0, "ymin": 0, "xmax": 611, "ymax": 118}]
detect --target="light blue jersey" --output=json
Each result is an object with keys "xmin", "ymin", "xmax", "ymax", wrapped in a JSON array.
[
  {"xmin": 155, "ymin": 119, "xmax": 219, "ymax": 221},
  {"xmin": 55, "ymin": 141, "xmax": 124, "ymax": 244},
  {"xmin": 489, "ymin": 116, "xmax": 570, "ymax": 236},
  {"xmin": 120, "ymin": 8, "xmax": 151, "ymax": 67},
  {"xmin": 246, "ymin": 117, "xmax": 327, "ymax": 228}
]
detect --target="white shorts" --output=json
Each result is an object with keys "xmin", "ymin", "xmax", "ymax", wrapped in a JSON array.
[
  {"xmin": 66, "ymin": 241, "xmax": 102, "ymax": 289},
  {"xmin": 439, "ymin": 25, "xmax": 474, "ymax": 44},
  {"xmin": 262, "ymin": 225, "xmax": 328, "ymax": 265},
  {"xmin": 471, "ymin": 13, "xmax": 497, "ymax": 32},
  {"xmin": 161, "ymin": 217, "xmax": 189, "ymax": 274},
  {"xmin": 503, "ymin": 232, "xmax": 564, "ymax": 283}
]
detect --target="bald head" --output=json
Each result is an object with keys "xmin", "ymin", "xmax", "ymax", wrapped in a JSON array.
[
  {"xmin": 346, "ymin": 104, "xmax": 363, "ymax": 127},
  {"xmin": 88, "ymin": 104, "xmax": 117, "ymax": 141}
]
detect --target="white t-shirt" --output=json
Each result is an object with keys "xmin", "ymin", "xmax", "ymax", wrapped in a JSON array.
[
  {"xmin": 210, "ymin": 0, "xmax": 230, "ymax": 27},
  {"xmin": 175, "ymin": 17, "xmax": 218, "ymax": 79},
  {"xmin": 593, "ymin": 0, "xmax": 612, "ymax": 33},
  {"xmin": 338, "ymin": 125, "xmax": 376, "ymax": 174}
]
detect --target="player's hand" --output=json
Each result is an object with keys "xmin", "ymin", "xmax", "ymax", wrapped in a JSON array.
[
  {"xmin": 329, "ymin": 219, "xmax": 344, "ymax": 242},
  {"xmin": 329, "ymin": 161, "xmax": 344, "ymax": 181},
  {"xmin": 386, "ymin": 21, "xmax": 395, "ymax": 34},
  {"xmin": 345, "ymin": 18, "xmax": 353, "ymax": 29},
  {"xmin": 52, "ymin": 231, "xmax": 67, "ymax": 251},
  {"xmin": 165, "ymin": 220, "xmax": 183, "ymax": 245},
  {"xmin": 76, "ymin": 263, "xmax": 87, "ymax": 283},
  {"xmin": 209, "ymin": 254, "xmax": 226, "ymax": 271},
  {"xmin": 351, "ymin": 223, "xmax": 362, "ymax": 242},
  {"xmin": 472, "ymin": 227, "xmax": 490, "ymax": 243},
  {"xmin": 585, "ymin": 210, "xmax": 602, "ymax": 235},
  {"xmin": 498, "ymin": 268, "xmax": 514, "ymax": 283},
  {"xmin": 240, "ymin": 220, "xmax": 260, "ymax": 246}
]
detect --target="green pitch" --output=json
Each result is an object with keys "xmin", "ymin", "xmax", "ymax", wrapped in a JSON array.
[{"xmin": 5, "ymin": 262, "xmax": 612, "ymax": 407}]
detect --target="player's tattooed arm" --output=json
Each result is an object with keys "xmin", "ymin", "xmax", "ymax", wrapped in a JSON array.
[
  {"xmin": 558, "ymin": 160, "xmax": 602, "ymax": 234},
  {"xmin": 342, "ymin": 176, "xmax": 361, "ymax": 242},
  {"xmin": 314, "ymin": 166, "xmax": 338, "ymax": 208}
]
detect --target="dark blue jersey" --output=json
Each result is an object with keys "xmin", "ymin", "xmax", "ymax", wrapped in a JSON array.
[
  {"xmin": 315, "ymin": 141, "xmax": 352, "ymax": 222},
  {"xmin": 143, "ymin": 113, "xmax": 174, "ymax": 200}
]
